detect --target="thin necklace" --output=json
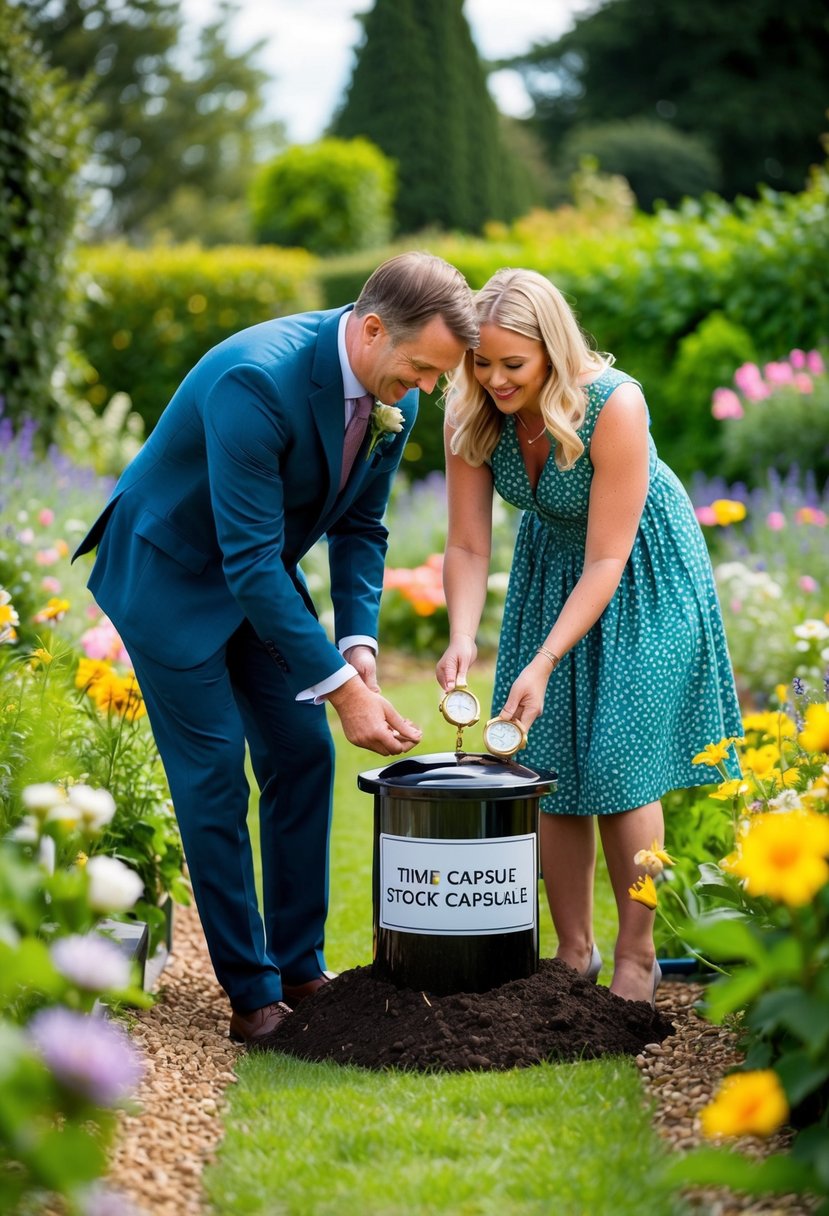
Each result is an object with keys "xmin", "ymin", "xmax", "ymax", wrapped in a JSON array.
[{"xmin": 515, "ymin": 412, "xmax": 548, "ymax": 445}]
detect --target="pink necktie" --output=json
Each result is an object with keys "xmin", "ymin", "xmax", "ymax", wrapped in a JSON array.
[{"xmin": 339, "ymin": 393, "xmax": 374, "ymax": 491}]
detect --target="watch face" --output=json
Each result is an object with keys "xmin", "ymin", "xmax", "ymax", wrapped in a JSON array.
[
  {"xmin": 484, "ymin": 717, "xmax": 525, "ymax": 756},
  {"xmin": 441, "ymin": 688, "xmax": 480, "ymax": 726}
]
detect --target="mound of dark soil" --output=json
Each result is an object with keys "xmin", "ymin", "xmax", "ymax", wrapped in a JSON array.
[{"xmin": 261, "ymin": 959, "xmax": 674, "ymax": 1072}]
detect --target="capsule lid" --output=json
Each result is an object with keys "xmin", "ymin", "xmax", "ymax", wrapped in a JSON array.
[{"xmin": 357, "ymin": 751, "xmax": 557, "ymax": 799}]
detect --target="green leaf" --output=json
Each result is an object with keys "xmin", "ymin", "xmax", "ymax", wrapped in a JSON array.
[
  {"xmin": 664, "ymin": 1146, "xmax": 816, "ymax": 1194},
  {"xmin": 777, "ymin": 1053, "xmax": 829, "ymax": 1106},
  {"xmin": 704, "ymin": 967, "xmax": 768, "ymax": 1022},
  {"xmin": 689, "ymin": 914, "xmax": 766, "ymax": 964},
  {"xmin": 749, "ymin": 989, "xmax": 829, "ymax": 1053}
]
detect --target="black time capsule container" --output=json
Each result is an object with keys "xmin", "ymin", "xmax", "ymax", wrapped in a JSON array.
[{"xmin": 358, "ymin": 751, "xmax": 557, "ymax": 995}]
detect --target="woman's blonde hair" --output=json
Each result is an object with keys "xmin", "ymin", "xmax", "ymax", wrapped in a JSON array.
[{"xmin": 445, "ymin": 268, "xmax": 610, "ymax": 469}]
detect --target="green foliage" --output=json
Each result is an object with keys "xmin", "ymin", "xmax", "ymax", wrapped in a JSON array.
[
  {"xmin": 655, "ymin": 694, "xmax": 829, "ymax": 1207},
  {"xmin": 510, "ymin": 0, "xmax": 829, "ymax": 201},
  {"xmin": 560, "ymin": 119, "xmax": 721, "ymax": 210},
  {"xmin": 250, "ymin": 138, "xmax": 396, "ymax": 256},
  {"xmin": 75, "ymin": 243, "xmax": 320, "ymax": 431},
  {"xmin": 661, "ymin": 312, "xmax": 759, "ymax": 473},
  {"xmin": 23, "ymin": 0, "xmax": 283, "ymax": 240},
  {"xmin": 0, "ymin": 1, "xmax": 90, "ymax": 429},
  {"xmin": 332, "ymin": 0, "xmax": 535, "ymax": 234}
]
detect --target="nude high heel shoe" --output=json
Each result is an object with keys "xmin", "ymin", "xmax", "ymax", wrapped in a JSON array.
[
  {"xmin": 650, "ymin": 959, "xmax": 662, "ymax": 1008},
  {"xmin": 583, "ymin": 944, "xmax": 603, "ymax": 983}
]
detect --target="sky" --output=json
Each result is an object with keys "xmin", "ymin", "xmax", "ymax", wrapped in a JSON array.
[{"xmin": 180, "ymin": 0, "xmax": 597, "ymax": 144}]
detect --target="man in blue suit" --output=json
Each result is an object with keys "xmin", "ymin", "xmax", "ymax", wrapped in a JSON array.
[{"xmin": 75, "ymin": 252, "xmax": 478, "ymax": 1046}]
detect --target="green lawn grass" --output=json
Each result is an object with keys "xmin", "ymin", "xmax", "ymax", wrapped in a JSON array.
[{"xmin": 209, "ymin": 664, "xmax": 685, "ymax": 1215}]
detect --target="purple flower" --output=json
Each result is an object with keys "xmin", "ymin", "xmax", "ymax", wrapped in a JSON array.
[
  {"xmin": 51, "ymin": 934, "xmax": 133, "ymax": 992},
  {"xmin": 28, "ymin": 1007, "xmax": 144, "ymax": 1106},
  {"xmin": 793, "ymin": 677, "xmax": 806, "ymax": 697}
]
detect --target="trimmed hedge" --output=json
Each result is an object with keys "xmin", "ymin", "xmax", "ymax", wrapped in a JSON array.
[
  {"xmin": 76, "ymin": 244, "xmax": 321, "ymax": 429},
  {"xmin": 316, "ymin": 173, "xmax": 829, "ymax": 479},
  {"xmin": 74, "ymin": 171, "xmax": 828, "ymax": 480},
  {"xmin": 0, "ymin": 3, "xmax": 89, "ymax": 428}
]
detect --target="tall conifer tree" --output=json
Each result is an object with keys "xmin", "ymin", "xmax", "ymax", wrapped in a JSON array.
[{"xmin": 332, "ymin": 0, "xmax": 528, "ymax": 234}]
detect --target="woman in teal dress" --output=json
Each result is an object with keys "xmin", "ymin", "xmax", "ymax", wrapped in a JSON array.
[{"xmin": 436, "ymin": 268, "xmax": 742, "ymax": 1005}]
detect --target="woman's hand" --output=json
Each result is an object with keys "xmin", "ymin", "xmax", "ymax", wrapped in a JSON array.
[
  {"xmin": 436, "ymin": 633, "xmax": 478, "ymax": 692},
  {"xmin": 498, "ymin": 656, "xmax": 551, "ymax": 732}
]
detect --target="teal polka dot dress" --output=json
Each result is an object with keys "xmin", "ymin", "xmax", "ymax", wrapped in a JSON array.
[{"xmin": 490, "ymin": 367, "xmax": 742, "ymax": 816}]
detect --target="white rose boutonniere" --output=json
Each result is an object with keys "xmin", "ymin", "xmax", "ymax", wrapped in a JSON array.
[{"xmin": 366, "ymin": 402, "xmax": 405, "ymax": 459}]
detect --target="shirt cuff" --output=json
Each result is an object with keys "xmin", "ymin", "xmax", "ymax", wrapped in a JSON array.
[
  {"xmin": 338, "ymin": 634, "xmax": 377, "ymax": 655},
  {"xmin": 295, "ymin": 662, "xmax": 358, "ymax": 704}
]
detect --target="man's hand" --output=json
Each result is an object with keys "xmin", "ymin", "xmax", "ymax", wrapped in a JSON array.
[
  {"xmin": 342, "ymin": 643, "xmax": 380, "ymax": 693},
  {"xmin": 326, "ymin": 673, "xmax": 422, "ymax": 756}
]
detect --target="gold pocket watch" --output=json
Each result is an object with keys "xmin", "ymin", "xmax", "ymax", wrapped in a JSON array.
[
  {"xmin": 438, "ymin": 678, "xmax": 480, "ymax": 750},
  {"xmin": 482, "ymin": 715, "xmax": 527, "ymax": 758}
]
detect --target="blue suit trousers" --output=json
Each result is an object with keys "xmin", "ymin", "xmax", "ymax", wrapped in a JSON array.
[{"xmin": 128, "ymin": 619, "xmax": 334, "ymax": 1013}]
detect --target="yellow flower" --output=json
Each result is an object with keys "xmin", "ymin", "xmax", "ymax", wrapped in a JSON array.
[
  {"xmin": 711, "ymin": 499, "xmax": 747, "ymax": 526},
  {"xmin": 729, "ymin": 810, "xmax": 829, "ymax": 906},
  {"xmin": 741, "ymin": 743, "xmax": 781, "ymax": 780},
  {"xmin": 633, "ymin": 838, "xmax": 675, "ymax": 875},
  {"xmin": 31, "ymin": 647, "xmax": 53, "ymax": 668},
  {"xmin": 800, "ymin": 703, "xmax": 829, "ymax": 755},
  {"xmin": 741, "ymin": 711, "xmax": 796, "ymax": 740},
  {"xmin": 628, "ymin": 874, "xmax": 658, "ymax": 909},
  {"xmin": 711, "ymin": 778, "xmax": 751, "ymax": 801},
  {"xmin": 775, "ymin": 684, "xmax": 789, "ymax": 704},
  {"xmin": 692, "ymin": 738, "xmax": 734, "ymax": 767},
  {"xmin": 700, "ymin": 1070, "xmax": 788, "ymax": 1138},
  {"xmin": 76, "ymin": 658, "xmax": 112, "ymax": 692},
  {"xmin": 33, "ymin": 597, "xmax": 70, "ymax": 624}
]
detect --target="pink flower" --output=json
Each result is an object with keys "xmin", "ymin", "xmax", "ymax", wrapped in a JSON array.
[
  {"xmin": 711, "ymin": 388, "xmax": 744, "ymax": 420},
  {"xmin": 730, "ymin": 598, "xmax": 743, "ymax": 613},
  {"xmin": 38, "ymin": 508, "xmax": 55, "ymax": 527},
  {"xmin": 35, "ymin": 547, "xmax": 61, "ymax": 566},
  {"xmin": 41, "ymin": 576, "xmax": 62, "ymax": 594},
  {"xmin": 790, "ymin": 349, "xmax": 806, "ymax": 368},
  {"xmin": 799, "ymin": 576, "xmax": 819, "ymax": 593},
  {"xmin": 80, "ymin": 618, "xmax": 132, "ymax": 666},
  {"xmin": 733, "ymin": 363, "xmax": 768, "ymax": 399},
  {"xmin": 796, "ymin": 507, "xmax": 828, "ymax": 526},
  {"xmin": 695, "ymin": 506, "xmax": 717, "ymax": 525},
  {"xmin": 18, "ymin": 528, "xmax": 35, "ymax": 545},
  {"xmin": 794, "ymin": 373, "xmax": 814, "ymax": 394},
  {"xmin": 766, "ymin": 511, "xmax": 786, "ymax": 531},
  {"xmin": 806, "ymin": 351, "xmax": 825, "ymax": 375},
  {"xmin": 763, "ymin": 361, "xmax": 794, "ymax": 384}
]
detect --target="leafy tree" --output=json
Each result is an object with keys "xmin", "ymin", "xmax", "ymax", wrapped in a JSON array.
[
  {"xmin": 19, "ymin": 0, "xmax": 283, "ymax": 239},
  {"xmin": 559, "ymin": 119, "xmax": 721, "ymax": 210},
  {"xmin": 509, "ymin": 0, "xmax": 829, "ymax": 199},
  {"xmin": 0, "ymin": 0, "xmax": 90, "ymax": 426},
  {"xmin": 331, "ymin": 0, "xmax": 535, "ymax": 234},
  {"xmin": 250, "ymin": 138, "xmax": 396, "ymax": 255}
]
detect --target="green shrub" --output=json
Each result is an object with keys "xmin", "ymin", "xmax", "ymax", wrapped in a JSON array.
[
  {"xmin": 75, "ymin": 243, "xmax": 321, "ymax": 431},
  {"xmin": 250, "ymin": 138, "xmax": 396, "ymax": 256},
  {"xmin": 0, "ymin": 2, "xmax": 90, "ymax": 431},
  {"xmin": 559, "ymin": 119, "xmax": 721, "ymax": 211}
]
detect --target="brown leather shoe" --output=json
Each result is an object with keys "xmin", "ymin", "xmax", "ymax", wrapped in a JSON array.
[
  {"xmin": 229, "ymin": 1000, "xmax": 292, "ymax": 1044},
  {"xmin": 281, "ymin": 973, "xmax": 333, "ymax": 1008}
]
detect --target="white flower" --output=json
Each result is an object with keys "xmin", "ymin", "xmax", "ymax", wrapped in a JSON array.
[
  {"xmin": 768, "ymin": 789, "xmax": 804, "ymax": 812},
  {"xmin": 367, "ymin": 403, "xmax": 405, "ymax": 458},
  {"xmin": 22, "ymin": 783, "xmax": 67, "ymax": 820},
  {"xmin": 794, "ymin": 619, "xmax": 829, "ymax": 641},
  {"xmin": 487, "ymin": 572, "xmax": 510, "ymax": 594},
  {"xmin": 6, "ymin": 815, "xmax": 40, "ymax": 845},
  {"xmin": 85, "ymin": 856, "xmax": 144, "ymax": 912},
  {"xmin": 67, "ymin": 785, "xmax": 117, "ymax": 833},
  {"xmin": 51, "ymin": 933, "xmax": 133, "ymax": 991}
]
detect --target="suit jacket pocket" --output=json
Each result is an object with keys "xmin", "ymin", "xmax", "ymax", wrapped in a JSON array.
[{"xmin": 134, "ymin": 510, "xmax": 210, "ymax": 575}]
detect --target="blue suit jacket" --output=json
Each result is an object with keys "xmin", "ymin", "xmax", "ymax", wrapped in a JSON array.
[{"xmin": 74, "ymin": 305, "xmax": 418, "ymax": 694}]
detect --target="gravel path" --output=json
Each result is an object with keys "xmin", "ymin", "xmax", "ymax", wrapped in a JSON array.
[{"xmin": 107, "ymin": 903, "xmax": 818, "ymax": 1215}]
